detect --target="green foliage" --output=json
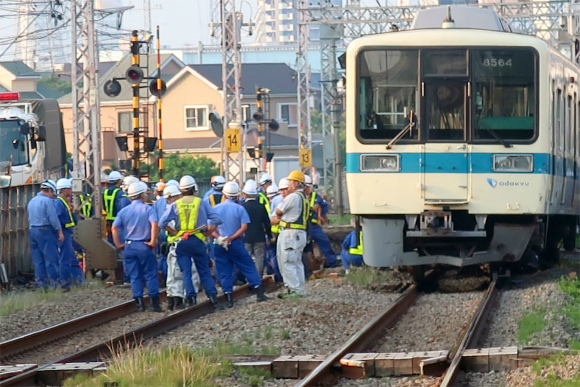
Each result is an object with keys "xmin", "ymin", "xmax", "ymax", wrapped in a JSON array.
[
  {"xmin": 280, "ymin": 329, "xmax": 290, "ymax": 340},
  {"xmin": 141, "ymin": 152, "xmax": 219, "ymax": 182},
  {"xmin": 264, "ymin": 325, "xmax": 273, "ymax": 340},
  {"xmin": 38, "ymin": 75, "xmax": 71, "ymax": 95},
  {"xmin": 559, "ymin": 277, "xmax": 580, "ymax": 300},
  {"xmin": 198, "ymin": 339, "xmax": 279, "ymax": 357},
  {"xmin": 238, "ymin": 367, "xmax": 272, "ymax": 387},
  {"xmin": 344, "ymin": 266, "xmax": 396, "ymax": 288},
  {"xmin": 518, "ymin": 307, "xmax": 547, "ymax": 343},
  {"xmin": 64, "ymin": 344, "xmax": 228, "ymax": 387},
  {"xmin": 327, "ymin": 213, "xmax": 351, "ymax": 226}
]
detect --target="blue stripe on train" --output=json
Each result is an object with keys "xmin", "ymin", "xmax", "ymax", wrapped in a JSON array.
[{"xmin": 345, "ymin": 153, "xmax": 571, "ymax": 175}]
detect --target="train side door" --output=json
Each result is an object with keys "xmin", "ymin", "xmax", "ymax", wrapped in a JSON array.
[{"xmin": 421, "ymin": 80, "xmax": 469, "ymax": 202}]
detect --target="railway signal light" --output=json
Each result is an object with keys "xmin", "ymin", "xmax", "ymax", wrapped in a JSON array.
[
  {"xmin": 149, "ymin": 78, "xmax": 167, "ymax": 97},
  {"xmin": 252, "ymin": 109, "xmax": 263, "ymax": 122},
  {"xmin": 268, "ymin": 119, "xmax": 279, "ymax": 131},
  {"xmin": 125, "ymin": 65, "xmax": 143, "ymax": 85},
  {"xmin": 104, "ymin": 79, "xmax": 121, "ymax": 97}
]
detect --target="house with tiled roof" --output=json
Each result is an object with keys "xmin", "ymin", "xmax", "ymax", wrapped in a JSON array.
[{"xmin": 0, "ymin": 61, "xmax": 45, "ymax": 99}]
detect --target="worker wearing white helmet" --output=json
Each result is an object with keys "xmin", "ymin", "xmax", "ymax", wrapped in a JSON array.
[
  {"xmin": 204, "ymin": 175, "xmax": 227, "ymax": 207},
  {"xmin": 166, "ymin": 179, "xmax": 179, "ymax": 188},
  {"xmin": 112, "ymin": 181, "xmax": 162, "ymax": 312},
  {"xmin": 27, "ymin": 179, "xmax": 64, "ymax": 289},
  {"xmin": 241, "ymin": 180, "xmax": 273, "ymax": 279},
  {"xmin": 54, "ymin": 178, "xmax": 84, "ymax": 289},
  {"xmin": 211, "ymin": 181, "xmax": 270, "ymax": 308},
  {"xmin": 257, "ymin": 173, "xmax": 272, "ymax": 212},
  {"xmin": 203, "ymin": 175, "xmax": 226, "ymax": 201},
  {"xmin": 304, "ymin": 174, "xmax": 339, "ymax": 268},
  {"xmin": 159, "ymin": 175, "xmax": 221, "ymax": 308},
  {"xmin": 103, "ymin": 171, "xmax": 130, "ymax": 246}
]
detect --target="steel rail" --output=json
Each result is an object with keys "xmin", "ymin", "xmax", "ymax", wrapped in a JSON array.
[
  {"xmin": 439, "ymin": 278, "xmax": 499, "ymax": 387},
  {"xmin": 294, "ymin": 283, "xmax": 420, "ymax": 387},
  {"xmin": 0, "ymin": 281, "xmax": 278, "ymax": 387}
]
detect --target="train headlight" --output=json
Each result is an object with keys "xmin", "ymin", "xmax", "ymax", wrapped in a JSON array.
[
  {"xmin": 361, "ymin": 154, "xmax": 400, "ymax": 172},
  {"xmin": 492, "ymin": 154, "xmax": 533, "ymax": 172}
]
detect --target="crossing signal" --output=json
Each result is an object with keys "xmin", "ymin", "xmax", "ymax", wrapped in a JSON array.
[
  {"xmin": 104, "ymin": 79, "xmax": 121, "ymax": 97},
  {"xmin": 252, "ymin": 109, "xmax": 263, "ymax": 122},
  {"xmin": 149, "ymin": 78, "xmax": 167, "ymax": 97},
  {"xmin": 268, "ymin": 119, "xmax": 279, "ymax": 131},
  {"xmin": 126, "ymin": 65, "xmax": 143, "ymax": 85}
]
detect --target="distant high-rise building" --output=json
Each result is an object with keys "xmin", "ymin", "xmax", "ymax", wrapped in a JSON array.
[{"xmin": 254, "ymin": 0, "xmax": 343, "ymax": 46}]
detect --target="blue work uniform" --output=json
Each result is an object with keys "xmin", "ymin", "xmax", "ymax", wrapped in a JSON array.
[
  {"xmin": 54, "ymin": 196, "xmax": 84, "ymax": 287},
  {"xmin": 152, "ymin": 196, "xmax": 168, "ymax": 276},
  {"xmin": 212, "ymin": 199, "xmax": 262, "ymax": 293},
  {"xmin": 203, "ymin": 188, "xmax": 219, "ymax": 200},
  {"xmin": 341, "ymin": 231, "xmax": 364, "ymax": 271},
  {"xmin": 113, "ymin": 200, "xmax": 160, "ymax": 298},
  {"xmin": 159, "ymin": 196, "xmax": 220, "ymax": 299},
  {"xmin": 27, "ymin": 192, "xmax": 62, "ymax": 288},
  {"xmin": 308, "ymin": 192, "xmax": 338, "ymax": 266}
]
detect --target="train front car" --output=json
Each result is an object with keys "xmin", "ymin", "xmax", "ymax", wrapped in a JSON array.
[{"xmin": 346, "ymin": 6, "xmax": 580, "ymax": 271}]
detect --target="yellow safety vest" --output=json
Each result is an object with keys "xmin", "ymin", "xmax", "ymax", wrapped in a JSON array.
[
  {"xmin": 166, "ymin": 196, "xmax": 205, "ymax": 243},
  {"xmin": 57, "ymin": 196, "xmax": 75, "ymax": 228},
  {"xmin": 258, "ymin": 191, "xmax": 271, "ymax": 214},
  {"xmin": 279, "ymin": 191, "xmax": 310, "ymax": 231},
  {"xmin": 208, "ymin": 193, "xmax": 225, "ymax": 207},
  {"xmin": 103, "ymin": 188, "xmax": 120, "ymax": 220},
  {"xmin": 309, "ymin": 192, "xmax": 319, "ymax": 224},
  {"xmin": 348, "ymin": 232, "xmax": 363, "ymax": 255},
  {"xmin": 79, "ymin": 193, "xmax": 93, "ymax": 217}
]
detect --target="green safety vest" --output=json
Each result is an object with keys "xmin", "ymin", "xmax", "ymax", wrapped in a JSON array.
[
  {"xmin": 279, "ymin": 191, "xmax": 310, "ymax": 231},
  {"xmin": 258, "ymin": 191, "xmax": 270, "ymax": 214},
  {"xmin": 348, "ymin": 232, "xmax": 363, "ymax": 255},
  {"xmin": 103, "ymin": 188, "xmax": 121, "ymax": 221},
  {"xmin": 208, "ymin": 193, "xmax": 225, "ymax": 207},
  {"xmin": 166, "ymin": 196, "xmax": 205, "ymax": 243},
  {"xmin": 309, "ymin": 192, "xmax": 319, "ymax": 224},
  {"xmin": 79, "ymin": 193, "xmax": 93, "ymax": 217},
  {"xmin": 57, "ymin": 196, "xmax": 75, "ymax": 228}
]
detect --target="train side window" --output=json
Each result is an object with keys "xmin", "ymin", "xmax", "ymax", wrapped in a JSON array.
[
  {"xmin": 472, "ymin": 49, "xmax": 536, "ymax": 142},
  {"xmin": 357, "ymin": 49, "xmax": 419, "ymax": 141}
]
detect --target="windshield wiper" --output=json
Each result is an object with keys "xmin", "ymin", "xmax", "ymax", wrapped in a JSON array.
[
  {"xmin": 485, "ymin": 127, "xmax": 512, "ymax": 148},
  {"xmin": 386, "ymin": 111, "xmax": 416, "ymax": 149}
]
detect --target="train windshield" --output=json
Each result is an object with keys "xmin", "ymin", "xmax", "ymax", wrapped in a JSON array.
[
  {"xmin": 356, "ymin": 47, "xmax": 537, "ymax": 143},
  {"xmin": 472, "ymin": 49, "xmax": 535, "ymax": 141},
  {"xmin": 0, "ymin": 120, "xmax": 29, "ymax": 166},
  {"xmin": 357, "ymin": 50, "xmax": 420, "ymax": 140}
]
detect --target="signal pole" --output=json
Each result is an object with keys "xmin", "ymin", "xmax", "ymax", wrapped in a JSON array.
[{"xmin": 130, "ymin": 30, "xmax": 141, "ymax": 177}]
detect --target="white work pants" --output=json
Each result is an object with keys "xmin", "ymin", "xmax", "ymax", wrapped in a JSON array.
[
  {"xmin": 166, "ymin": 244, "xmax": 200, "ymax": 297},
  {"xmin": 276, "ymin": 229, "xmax": 307, "ymax": 295}
]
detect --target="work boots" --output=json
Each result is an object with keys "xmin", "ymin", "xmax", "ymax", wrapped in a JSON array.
[
  {"xmin": 225, "ymin": 292, "xmax": 234, "ymax": 308},
  {"xmin": 151, "ymin": 296, "xmax": 163, "ymax": 313},
  {"xmin": 208, "ymin": 293, "xmax": 221, "ymax": 309},
  {"xmin": 167, "ymin": 296, "xmax": 175, "ymax": 311},
  {"xmin": 184, "ymin": 296, "xmax": 197, "ymax": 308},
  {"xmin": 255, "ymin": 285, "xmax": 270, "ymax": 302},
  {"xmin": 134, "ymin": 297, "xmax": 145, "ymax": 312},
  {"xmin": 174, "ymin": 297, "xmax": 184, "ymax": 310}
]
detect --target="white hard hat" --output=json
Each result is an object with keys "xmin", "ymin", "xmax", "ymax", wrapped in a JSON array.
[
  {"xmin": 56, "ymin": 178, "xmax": 72, "ymax": 190},
  {"xmin": 108, "ymin": 170, "xmax": 122, "ymax": 183},
  {"xmin": 259, "ymin": 172, "xmax": 272, "ymax": 185},
  {"xmin": 222, "ymin": 181, "xmax": 240, "ymax": 197},
  {"xmin": 41, "ymin": 179, "xmax": 57, "ymax": 193},
  {"xmin": 163, "ymin": 184, "xmax": 181, "ymax": 199},
  {"xmin": 266, "ymin": 184, "xmax": 279, "ymax": 197},
  {"xmin": 122, "ymin": 176, "xmax": 139, "ymax": 191},
  {"xmin": 304, "ymin": 174, "xmax": 312, "ymax": 185},
  {"xmin": 211, "ymin": 175, "xmax": 226, "ymax": 189},
  {"xmin": 242, "ymin": 179, "xmax": 258, "ymax": 195},
  {"xmin": 166, "ymin": 179, "xmax": 179, "ymax": 188},
  {"xmin": 278, "ymin": 178, "xmax": 289, "ymax": 190},
  {"xmin": 179, "ymin": 175, "xmax": 197, "ymax": 191},
  {"xmin": 128, "ymin": 181, "xmax": 147, "ymax": 198}
]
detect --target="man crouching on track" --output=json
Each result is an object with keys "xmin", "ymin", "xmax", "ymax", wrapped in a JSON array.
[
  {"xmin": 112, "ymin": 181, "xmax": 162, "ymax": 312},
  {"xmin": 271, "ymin": 170, "xmax": 310, "ymax": 298},
  {"xmin": 159, "ymin": 175, "xmax": 221, "ymax": 309},
  {"xmin": 211, "ymin": 181, "xmax": 270, "ymax": 308}
]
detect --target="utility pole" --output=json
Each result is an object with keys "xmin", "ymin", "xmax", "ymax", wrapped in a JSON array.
[
  {"xmin": 221, "ymin": 0, "xmax": 244, "ymax": 182},
  {"xmin": 296, "ymin": 0, "xmax": 312, "ymax": 174}
]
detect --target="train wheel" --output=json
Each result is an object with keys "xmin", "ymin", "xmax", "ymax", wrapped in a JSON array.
[{"xmin": 412, "ymin": 265, "xmax": 427, "ymax": 282}]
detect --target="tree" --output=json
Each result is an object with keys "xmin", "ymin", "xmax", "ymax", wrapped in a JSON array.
[
  {"xmin": 38, "ymin": 75, "xmax": 71, "ymax": 95},
  {"xmin": 142, "ymin": 152, "xmax": 219, "ymax": 182}
]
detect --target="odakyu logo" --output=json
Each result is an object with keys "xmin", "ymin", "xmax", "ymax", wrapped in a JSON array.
[{"xmin": 487, "ymin": 178, "xmax": 530, "ymax": 188}]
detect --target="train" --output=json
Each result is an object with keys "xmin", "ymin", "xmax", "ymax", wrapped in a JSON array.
[{"xmin": 345, "ymin": 5, "xmax": 580, "ymax": 274}]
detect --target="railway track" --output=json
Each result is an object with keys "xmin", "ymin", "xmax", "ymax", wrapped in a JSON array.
[
  {"xmin": 0, "ymin": 280, "xmax": 278, "ymax": 387},
  {"xmin": 293, "ymin": 277, "xmax": 499, "ymax": 386}
]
